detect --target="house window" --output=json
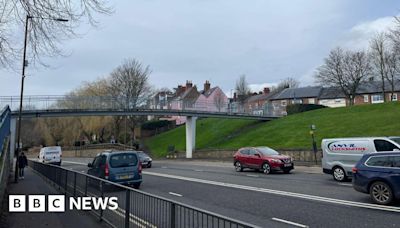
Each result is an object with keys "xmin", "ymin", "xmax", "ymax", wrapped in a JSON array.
[
  {"xmin": 363, "ymin": 95, "xmax": 369, "ymax": 103},
  {"xmin": 293, "ymin": 99, "xmax": 302, "ymax": 104},
  {"xmin": 371, "ymin": 94, "xmax": 384, "ymax": 104},
  {"xmin": 392, "ymin": 94, "xmax": 398, "ymax": 101},
  {"xmin": 308, "ymin": 98, "xmax": 315, "ymax": 104},
  {"xmin": 281, "ymin": 101, "xmax": 287, "ymax": 106}
]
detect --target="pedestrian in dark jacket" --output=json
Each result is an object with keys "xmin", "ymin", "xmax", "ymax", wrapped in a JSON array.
[{"xmin": 17, "ymin": 152, "xmax": 28, "ymax": 179}]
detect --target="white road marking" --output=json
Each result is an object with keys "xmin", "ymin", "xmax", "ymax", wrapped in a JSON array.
[
  {"xmin": 169, "ymin": 192, "xmax": 183, "ymax": 197},
  {"xmin": 61, "ymin": 161, "xmax": 400, "ymax": 213},
  {"xmin": 272, "ymin": 218, "xmax": 308, "ymax": 228},
  {"xmin": 63, "ymin": 161, "xmax": 87, "ymax": 165},
  {"xmin": 142, "ymin": 171, "xmax": 400, "ymax": 213},
  {"xmin": 161, "ymin": 166, "xmax": 168, "ymax": 169},
  {"xmin": 246, "ymin": 174, "xmax": 259, "ymax": 178},
  {"xmin": 194, "ymin": 169, "xmax": 203, "ymax": 172},
  {"xmin": 338, "ymin": 183, "xmax": 353, "ymax": 187}
]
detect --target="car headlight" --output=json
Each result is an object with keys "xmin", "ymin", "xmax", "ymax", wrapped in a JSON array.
[
  {"xmin": 148, "ymin": 158, "xmax": 152, "ymax": 161},
  {"xmin": 270, "ymin": 159, "xmax": 282, "ymax": 163}
]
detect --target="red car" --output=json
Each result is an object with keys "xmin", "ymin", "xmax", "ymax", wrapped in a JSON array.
[{"xmin": 233, "ymin": 147, "xmax": 294, "ymax": 174}]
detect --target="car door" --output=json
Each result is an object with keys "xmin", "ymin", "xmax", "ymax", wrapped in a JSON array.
[
  {"xmin": 248, "ymin": 148, "xmax": 263, "ymax": 168},
  {"xmin": 87, "ymin": 156, "xmax": 100, "ymax": 177},
  {"xmin": 388, "ymin": 155, "xmax": 400, "ymax": 196},
  {"xmin": 238, "ymin": 149, "xmax": 250, "ymax": 167}
]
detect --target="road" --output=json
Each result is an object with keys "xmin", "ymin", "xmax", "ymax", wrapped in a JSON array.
[{"xmin": 61, "ymin": 158, "xmax": 400, "ymax": 228}]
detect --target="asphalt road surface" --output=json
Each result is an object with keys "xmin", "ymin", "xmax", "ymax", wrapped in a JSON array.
[{"xmin": 61, "ymin": 158, "xmax": 400, "ymax": 228}]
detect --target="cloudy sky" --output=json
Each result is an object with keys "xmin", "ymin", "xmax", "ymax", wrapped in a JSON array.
[{"xmin": 1, "ymin": 0, "xmax": 399, "ymax": 96}]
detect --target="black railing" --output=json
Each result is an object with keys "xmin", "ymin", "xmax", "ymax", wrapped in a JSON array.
[{"xmin": 28, "ymin": 160, "xmax": 257, "ymax": 228}]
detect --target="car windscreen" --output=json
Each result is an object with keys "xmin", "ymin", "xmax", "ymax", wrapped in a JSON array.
[
  {"xmin": 390, "ymin": 137, "xmax": 400, "ymax": 145},
  {"xmin": 257, "ymin": 147, "xmax": 279, "ymax": 155},
  {"xmin": 138, "ymin": 153, "xmax": 149, "ymax": 158},
  {"xmin": 109, "ymin": 154, "xmax": 138, "ymax": 168}
]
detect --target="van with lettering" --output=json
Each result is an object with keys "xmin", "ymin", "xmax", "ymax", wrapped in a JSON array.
[
  {"xmin": 38, "ymin": 146, "xmax": 62, "ymax": 165},
  {"xmin": 322, "ymin": 137, "xmax": 400, "ymax": 182}
]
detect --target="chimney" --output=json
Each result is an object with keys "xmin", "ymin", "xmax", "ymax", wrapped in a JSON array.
[
  {"xmin": 263, "ymin": 87, "xmax": 270, "ymax": 94},
  {"xmin": 204, "ymin": 80, "xmax": 211, "ymax": 92},
  {"xmin": 186, "ymin": 80, "xmax": 193, "ymax": 89}
]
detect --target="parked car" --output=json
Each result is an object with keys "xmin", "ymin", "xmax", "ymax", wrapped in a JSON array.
[
  {"xmin": 38, "ymin": 146, "xmax": 62, "ymax": 165},
  {"xmin": 137, "ymin": 151, "xmax": 153, "ymax": 168},
  {"xmin": 87, "ymin": 151, "xmax": 142, "ymax": 189},
  {"xmin": 233, "ymin": 147, "xmax": 294, "ymax": 174},
  {"xmin": 352, "ymin": 152, "xmax": 400, "ymax": 205},
  {"xmin": 321, "ymin": 137, "xmax": 400, "ymax": 182}
]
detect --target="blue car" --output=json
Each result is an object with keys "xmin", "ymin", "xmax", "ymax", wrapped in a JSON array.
[
  {"xmin": 88, "ymin": 151, "xmax": 142, "ymax": 189},
  {"xmin": 352, "ymin": 152, "xmax": 400, "ymax": 205}
]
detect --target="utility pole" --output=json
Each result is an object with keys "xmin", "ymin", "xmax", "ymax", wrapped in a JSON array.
[{"xmin": 15, "ymin": 14, "xmax": 30, "ymax": 183}]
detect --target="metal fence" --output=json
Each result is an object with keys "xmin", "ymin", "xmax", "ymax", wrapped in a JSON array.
[
  {"xmin": 28, "ymin": 160, "xmax": 257, "ymax": 228},
  {"xmin": 0, "ymin": 95, "xmax": 280, "ymax": 117},
  {"xmin": 0, "ymin": 106, "xmax": 11, "ymax": 155},
  {"xmin": 0, "ymin": 106, "xmax": 11, "ymax": 215}
]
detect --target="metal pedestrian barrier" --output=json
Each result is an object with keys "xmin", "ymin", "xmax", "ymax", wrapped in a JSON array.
[{"xmin": 28, "ymin": 160, "xmax": 256, "ymax": 228}]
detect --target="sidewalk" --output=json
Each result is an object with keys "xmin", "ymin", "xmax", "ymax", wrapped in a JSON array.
[{"xmin": 0, "ymin": 167, "xmax": 108, "ymax": 228}]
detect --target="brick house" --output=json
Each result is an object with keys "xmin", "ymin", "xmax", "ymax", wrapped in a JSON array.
[
  {"xmin": 244, "ymin": 88, "xmax": 273, "ymax": 115},
  {"xmin": 268, "ymin": 86, "xmax": 323, "ymax": 116},
  {"xmin": 318, "ymin": 87, "xmax": 347, "ymax": 108},
  {"xmin": 353, "ymin": 81, "xmax": 399, "ymax": 105}
]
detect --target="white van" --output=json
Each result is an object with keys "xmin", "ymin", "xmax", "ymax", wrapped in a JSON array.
[
  {"xmin": 38, "ymin": 146, "xmax": 62, "ymax": 165},
  {"xmin": 322, "ymin": 137, "xmax": 400, "ymax": 181}
]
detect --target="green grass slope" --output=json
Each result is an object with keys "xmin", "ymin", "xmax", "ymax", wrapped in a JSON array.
[{"xmin": 145, "ymin": 102, "xmax": 400, "ymax": 157}]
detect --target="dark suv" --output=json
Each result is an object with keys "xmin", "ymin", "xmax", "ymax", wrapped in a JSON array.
[
  {"xmin": 352, "ymin": 152, "xmax": 400, "ymax": 205},
  {"xmin": 88, "ymin": 151, "xmax": 142, "ymax": 189},
  {"xmin": 233, "ymin": 147, "xmax": 294, "ymax": 174}
]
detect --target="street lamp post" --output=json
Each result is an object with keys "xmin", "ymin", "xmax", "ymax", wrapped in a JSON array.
[
  {"xmin": 310, "ymin": 124, "xmax": 318, "ymax": 165},
  {"xmin": 14, "ymin": 15, "xmax": 68, "ymax": 183}
]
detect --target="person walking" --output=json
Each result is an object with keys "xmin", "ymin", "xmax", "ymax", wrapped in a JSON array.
[{"xmin": 17, "ymin": 152, "xmax": 28, "ymax": 179}]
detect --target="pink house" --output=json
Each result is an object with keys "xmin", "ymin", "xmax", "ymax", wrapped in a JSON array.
[
  {"xmin": 167, "ymin": 81, "xmax": 228, "ymax": 124},
  {"xmin": 195, "ymin": 81, "xmax": 228, "ymax": 112}
]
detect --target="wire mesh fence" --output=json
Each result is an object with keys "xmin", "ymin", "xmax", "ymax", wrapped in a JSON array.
[{"xmin": 28, "ymin": 160, "xmax": 257, "ymax": 228}]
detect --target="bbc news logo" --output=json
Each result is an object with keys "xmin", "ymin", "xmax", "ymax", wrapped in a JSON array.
[{"xmin": 9, "ymin": 195, "xmax": 118, "ymax": 212}]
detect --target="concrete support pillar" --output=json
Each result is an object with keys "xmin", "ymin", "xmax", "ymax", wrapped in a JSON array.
[
  {"xmin": 10, "ymin": 117, "xmax": 16, "ymax": 160},
  {"xmin": 185, "ymin": 116, "xmax": 197, "ymax": 158}
]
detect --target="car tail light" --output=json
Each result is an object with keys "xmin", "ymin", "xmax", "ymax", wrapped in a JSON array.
[
  {"xmin": 104, "ymin": 163, "xmax": 109, "ymax": 179},
  {"xmin": 138, "ymin": 162, "xmax": 142, "ymax": 174},
  {"xmin": 352, "ymin": 167, "xmax": 358, "ymax": 174}
]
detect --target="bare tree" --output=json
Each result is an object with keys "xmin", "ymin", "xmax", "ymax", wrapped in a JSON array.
[
  {"xmin": 386, "ymin": 51, "xmax": 399, "ymax": 101},
  {"xmin": 370, "ymin": 33, "xmax": 390, "ymax": 102},
  {"xmin": 389, "ymin": 16, "xmax": 400, "ymax": 55},
  {"xmin": 273, "ymin": 77, "xmax": 300, "ymax": 93},
  {"xmin": 315, "ymin": 47, "xmax": 371, "ymax": 105},
  {"xmin": 235, "ymin": 74, "xmax": 250, "ymax": 111},
  {"xmin": 213, "ymin": 89, "xmax": 226, "ymax": 112},
  {"xmin": 0, "ymin": 0, "xmax": 112, "ymax": 68},
  {"xmin": 108, "ymin": 58, "xmax": 153, "ymax": 143}
]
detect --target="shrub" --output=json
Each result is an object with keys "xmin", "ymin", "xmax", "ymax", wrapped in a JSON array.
[
  {"xmin": 286, "ymin": 104, "xmax": 326, "ymax": 115},
  {"xmin": 141, "ymin": 120, "xmax": 171, "ymax": 130}
]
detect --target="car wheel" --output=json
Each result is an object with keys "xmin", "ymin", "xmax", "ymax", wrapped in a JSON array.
[
  {"xmin": 147, "ymin": 162, "xmax": 152, "ymax": 168},
  {"xmin": 262, "ymin": 163, "xmax": 271, "ymax": 175},
  {"xmin": 332, "ymin": 166, "xmax": 347, "ymax": 182},
  {"xmin": 234, "ymin": 161, "xmax": 243, "ymax": 172},
  {"xmin": 370, "ymin": 181, "xmax": 394, "ymax": 205}
]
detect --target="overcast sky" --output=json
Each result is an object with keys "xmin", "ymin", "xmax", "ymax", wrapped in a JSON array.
[{"xmin": 1, "ymin": 0, "xmax": 399, "ymax": 96}]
